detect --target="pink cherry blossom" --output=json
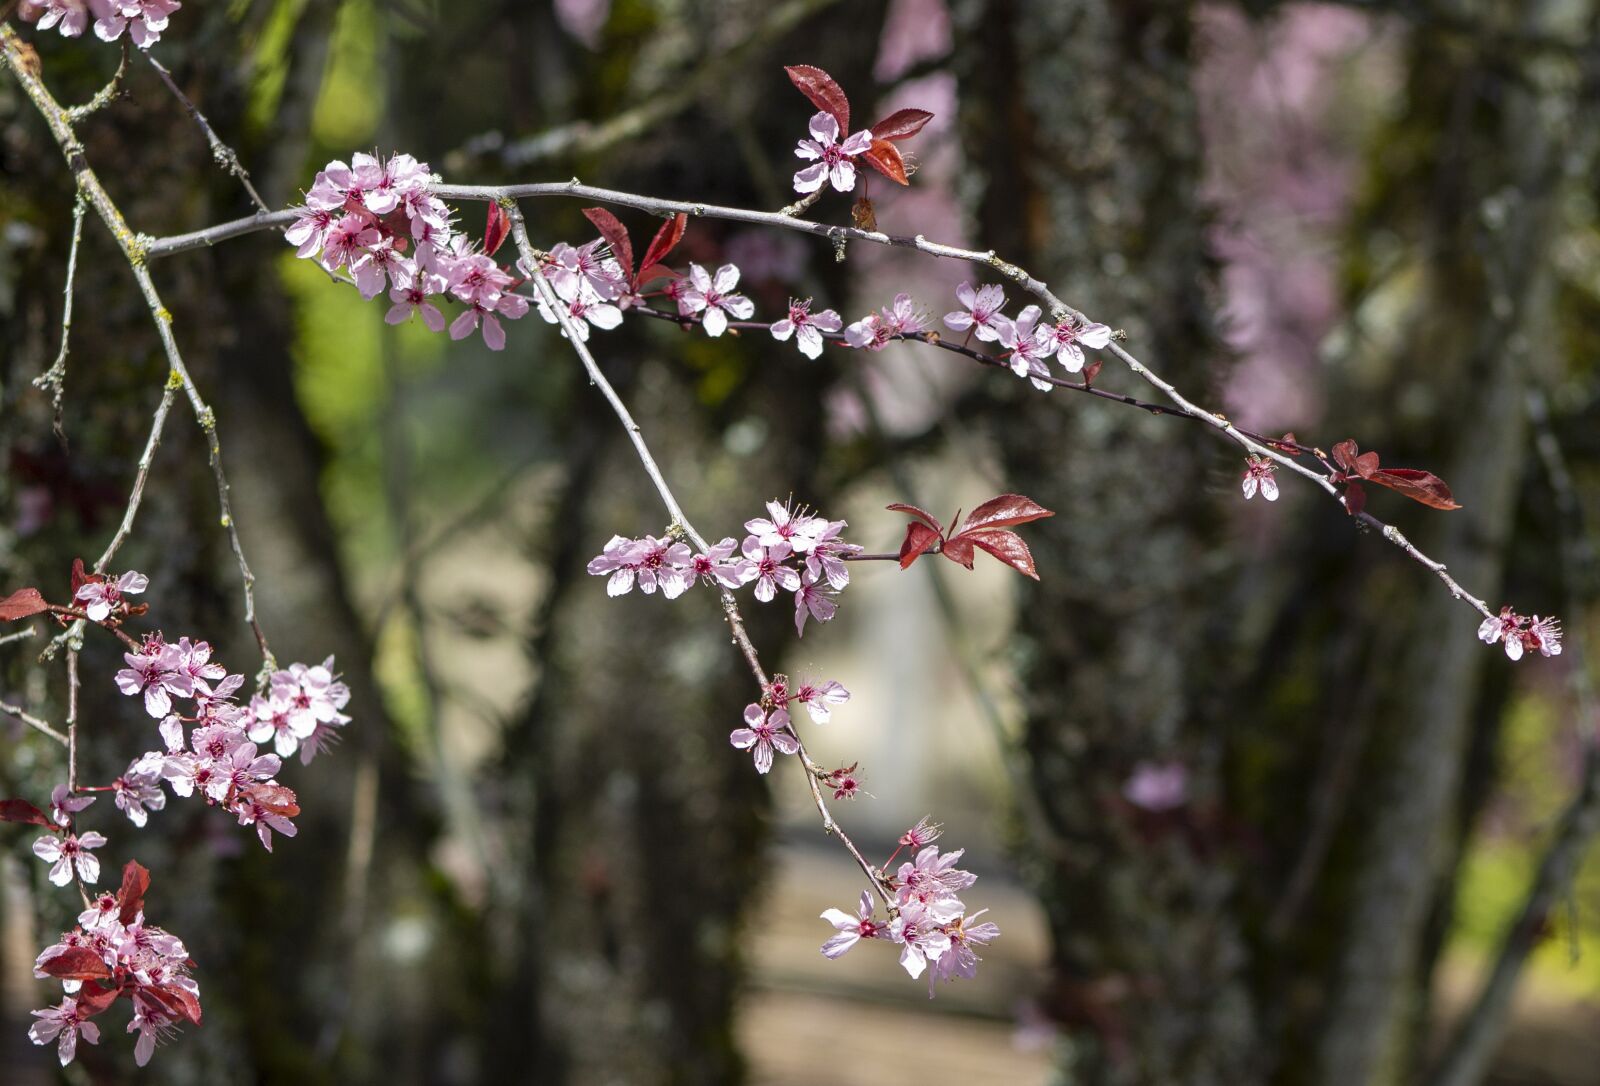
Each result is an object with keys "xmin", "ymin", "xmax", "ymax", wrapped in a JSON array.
[
  {"xmin": 681, "ymin": 263, "xmax": 755, "ymax": 337},
  {"xmin": 33, "ymin": 830, "xmax": 106, "ymax": 886},
  {"xmin": 690, "ymin": 537, "xmax": 746, "ymax": 589},
  {"xmin": 629, "ymin": 536, "xmax": 696, "ymax": 598},
  {"xmin": 794, "ymin": 573, "xmax": 838, "ymax": 637},
  {"xmin": 114, "ymin": 638, "xmax": 192, "ymax": 718},
  {"xmin": 536, "ymin": 276, "xmax": 624, "ymax": 341},
  {"xmin": 819, "ymin": 890, "xmax": 885, "ymax": 959},
  {"xmin": 746, "ymin": 499, "xmax": 827, "ymax": 554},
  {"xmin": 588, "ymin": 535, "xmax": 647, "ymax": 596},
  {"xmin": 113, "ymin": 755, "xmax": 168, "ymax": 827},
  {"xmin": 792, "ymin": 678, "xmax": 850, "ymax": 724},
  {"xmin": 728, "ymin": 703, "xmax": 799, "ymax": 774},
  {"xmin": 943, "ymin": 281, "xmax": 1013, "ymax": 343},
  {"xmin": 386, "ymin": 271, "xmax": 449, "ymax": 332},
  {"xmin": 285, "ymin": 206, "xmax": 336, "ymax": 258},
  {"xmin": 28, "ymin": 997, "xmax": 101, "ymax": 1066},
  {"xmin": 1241, "ymin": 456, "xmax": 1279, "ymax": 501},
  {"xmin": 74, "ymin": 570, "xmax": 147, "ymax": 622},
  {"xmin": 792, "ymin": 111, "xmax": 875, "ymax": 194},
  {"xmin": 769, "ymin": 298, "xmax": 843, "ymax": 359},
  {"xmin": 1478, "ymin": 607, "xmax": 1563, "ymax": 661},
  {"xmin": 926, "ymin": 910, "xmax": 1001, "ymax": 993},
  {"xmin": 900, "ymin": 815, "xmax": 943, "ymax": 850},
  {"xmin": 91, "ymin": 0, "xmax": 181, "ymax": 49},
  {"xmin": 803, "ymin": 519, "xmax": 862, "ymax": 589},
  {"xmin": 998, "ymin": 305, "xmax": 1057, "ymax": 391},
  {"xmin": 21, "ymin": 0, "xmax": 92, "ymax": 39},
  {"xmin": 889, "ymin": 899, "xmax": 951, "ymax": 980},
  {"xmin": 735, "ymin": 538, "xmax": 801, "ymax": 603},
  {"xmin": 50, "ymin": 783, "xmax": 95, "ymax": 827},
  {"xmin": 548, "ymin": 240, "xmax": 628, "ymax": 301},
  {"xmin": 1047, "ymin": 315, "xmax": 1112, "ymax": 373}
]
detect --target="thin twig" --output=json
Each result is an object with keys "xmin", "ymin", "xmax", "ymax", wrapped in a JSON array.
[
  {"xmin": 2, "ymin": 26, "xmax": 274, "ymax": 669},
  {"xmin": 0, "ymin": 699, "xmax": 68, "ymax": 745},
  {"xmin": 65, "ymin": 39, "xmax": 128, "ymax": 121},
  {"xmin": 65, "ymin": 648, "xmax": 80, "ymax": 792},
  {"xmin": 145, "ymin": 51, "xmax": 270, "ymax": 213},
  {"xmin": 0, "ymin": 628, "xmax": 37, "ymax": 648},
  {"xmin": 32, "ymin": 193, "xmax": 86, "ymax": 442},
  {"xmin": 507, "ymin": 201, "xmax": 894, "ymax": 908}
]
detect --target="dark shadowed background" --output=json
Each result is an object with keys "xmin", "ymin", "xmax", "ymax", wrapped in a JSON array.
[{"xmin": 2, "ymin": 1, "xmax": 1599, "ymax": 1083}]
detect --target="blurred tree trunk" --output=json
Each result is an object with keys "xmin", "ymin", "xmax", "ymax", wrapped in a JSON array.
[{"xmin": 955, "ymin": 1, "xmax": 1257, "ymax": 1081}]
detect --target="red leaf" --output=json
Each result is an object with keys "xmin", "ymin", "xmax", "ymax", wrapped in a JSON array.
[
  {"xmin": 860, "ymin": 139, "xmax": 909, "ymax": 185},
  {"xmin": 785, "ymin": 64, "xmax": 850, "ymax": 131},
  {"xmin": 1343, "ymin": 480, "xmax": 1367, "ymax": 517},
  {"xmin": 117, "ymin": 861, "xmax": 151, "ymax": 926},
  {"xmin": 39, "ymin": 947, "xmax": 112, "ymax": 981},
  {"xmin": 1267, "ymin": 432, "xmax": 1300, "ymax": 454},
  {"xmin": 0, "ymin": 799, "xmax": 51, "ymax": 826},
  {"xmin": 898, "ymin": 523, "xmax": 941, "ymax": 569},
  {"xmin": 871, "ymin": 108, "xmax": 933, "ymax": 141},
  {"xmin": 961, "ymin": 527, "xmax": 1039, "ymax": 579},
  {"xmin": 75, "ymin": 981, "xmax": 121, "ymax": 1018},
  {"xmin": 144, "ymin": 983, "xmax": 202, "ymax": 1026},
  {"xmin": 635, "ymin": 263, "xmax": 679, "ymax": 288},
  {"xmin": 483, "ymin": 201, "xmax": 509, "ymax": 257},
  {"xmin": 70, "ymin": 558, "xmax": 97, "ymax": 597},
  {"xmin": 0, "ymin": 588, "xmax": 48, "ymax": 621},
  {"xmin": 582, "ymin": 207, "xmax": 634, "ymax": 284},
  {"xmin": 887, "ymin": 502, "xmax": 944, "ymax": 533},
  {"xmin": 1368, "ymin": 468, "xmax": 1462, "ymax": 511},
  {"xmin": 1331, "ymin": 439, "xmax": 1380, "ymax": 477},
  {"xmin": 1083, "ymin": 359, "xmax": 1103, "ymax": 386},
  {"xmin": 957, "ymin": 493, "xmax": 1056, "ymax": 533},
  {"xmin": 940, "ymin": 535, "xmax": 975, "ymax": 569},
  {"xmin": 638, "ymin": 213, "xmax": 687, "ymax": 284}
]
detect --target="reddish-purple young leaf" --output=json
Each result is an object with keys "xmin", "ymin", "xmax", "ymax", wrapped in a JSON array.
[
  {"xmin": 0, "ymin": 587, "xmax": 48, "ymax": 621},
  {"xmin": 1331, "ymin": 439, "xmax": 1380, "ymax": 478},
  {"xmin": 638, "ymin": 213, "xmax": 687, "ymax": 285},
  {"xmin": 69, "ymin": 558, "xmax": 96, "ymax": 598},
  {"xmin": 38, "ymin": 947, "xmax": 112, "ymax": 981},
  {"xmin": 483, "ymin": 201, "xmax": 510, "ymax": 257},
  {"xmin": 1267, "ymin": 431, "xmax": 1300, "ymax": 454},
  {"xmin": 962, "ymin": 528, "xmax": 1039, "ymax": 579},
  {"xmin": 870, "ymin": 108, "xmax": 934, "ymax": 142},
  {"xmin": 1343, "ymin": 480, "xmax": 1367, "ymax": 517},
  {"xmin": 860, "ymin": 139, "xmax": 909, "ymax": 186},
  {"xmin": 940, "ymin": 535, "xmax": 975, "ymax": 569},
  {"xmin": 887, "ymin": 502, "xmax": 944, "ymax": 533},
  {"xmin": 956, "ymin": 493, "xmax": 1056, "ymax": 533},
  {"xmin": 1368, "ymin": 468, "xmax": 1462, "ymax": 511},
  {"xmin": 0, "ymin": 799, "xmax": 51, "ymax": 826},
  {"xmin": 250, "ymin": 782, "xmax": 300, "ymax": 818},
  {"xmin": 1082, "ymin": 359, "xmax": 1103, "ymax": 386},
  {"xmin": 898, "ymin": 522, "xmax": 942, "ymax": 569},
  {"xmin": 635, "ymin": 263, "xmax": 679, "ymax": 288},
  {"xmin": 117, "ymin": 861, "xmax": 150, "ymax": 926},
  {"xmin": 785, "ymin": 64, "xmax": 850, "ymax": 131},
  {"xmin": 75, "ymin": 982, "xmax": 120, "ymax": 1018},
  {"xmin": 145, "ymin": 983, "xmax": 202, "ymax": 1026},
  {"xmin": 582, "ymin": 207, "xmax": 634, "ymax": 284}
]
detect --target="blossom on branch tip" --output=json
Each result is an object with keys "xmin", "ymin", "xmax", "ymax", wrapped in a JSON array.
[
  {"xmin": 729, "ymin": 704, "xmax": 799, "ymax": 774},
  {"xmin": 1478, "ymin": 607, "xmax": 1562, "ymax": 661},
  {"xmin": 793, "ymin": 111, "xmax": 874, "ymax": 194},
  {"xmin": 1241, "ymin": 456, "xmax": 1279, "ymax": 502},
  {"xmin": 21, "ymin": 1, "xmax": 92, "ymax": 39},
  {"xmin": 899, "ymin": 816, "xmax": 943, "ymax": 850},
  {"xmin": 50, "ymin": 784, "xmax": 94, "ymax": 828},
  {"xmin": 28, "ymin": 998, "xmax": 100, "ymax": 1066},
  {"xmin": 792, "ymin": 678, "xmax": 849, "ymax": 724},
  {"xmin": 74, "ymin": 570, "xmax": 146, "ymax": 622},
  {"xmin": 944, "ymin": 281, "xmax": 1013, "ymax": 344},
  {"xmin": 770, "ymin": 298, "xmax": 843, "ymax": 359},
  {"xmin": 820, "ymin": 891, "xmax": 884, "ymax": 959}
]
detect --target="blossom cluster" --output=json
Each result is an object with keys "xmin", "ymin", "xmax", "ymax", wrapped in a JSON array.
[
  {"xmin": 30, "ymin": 867, "xmax": 198, "ymax": 1067},
  {"xmin": 20, "ymin": 0, "xmax": 178, "ymax": 48},
  {"xmin": 728, "ymin": 674, "xmax": 850, "ymax": 775},
  {"xmin": 946, "ymin": 281, "xmax": 1113, "ymax": 390},
  {"xmin": 819, "ymin": 818, "xmax": 1000, "ymax": 995},
  {"xmin": 286, "ymin": 153, "xmax": 531, "ymax": 350},
  {"xmin": 587, "ymin": 500, "xmax": 862, "ymax": 637},
  {"xmin": 1478, "ymin": 606, "xmax": 1563, "ymax": 661}
]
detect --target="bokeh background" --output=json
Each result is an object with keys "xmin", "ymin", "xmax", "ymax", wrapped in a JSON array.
[{"xmin": 3, "ymin": 1, "xmax": 1600, "ymax": 1083}]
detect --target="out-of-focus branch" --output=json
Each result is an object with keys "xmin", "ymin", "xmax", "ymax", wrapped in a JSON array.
[
  {"xmin": 2, "ymin": 25, "xmax": 273, "ymax": 669},
  {"xmin": 0, "ymin": 698, "xmax": 67, "ymax": 745},
  {"xmin": 32, "ymin": 192, "xmax": 84, "ymax": 441},
  {"xmin": 145, "ymin": 51, "xmax": 269, "ymax": 213},
  {"xmin": 1427, "ymin": 389, "xmax": 1600, "ymax": 1086}
]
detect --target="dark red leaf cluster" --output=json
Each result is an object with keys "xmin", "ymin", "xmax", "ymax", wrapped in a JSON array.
[
  {"xmin": 1329, "ymin": 440, "xmax": 1461, "ymax": 516},
  {"xmin": 583, "ymin": 206, "xmax": 686, "ymax": 291},
  {"xmin": 784, "ymin": 65, "xmax": 933, "ymax": 187},
  {"xmin": 889, "ymin": 494, "xmax": 1055, "ymax": 580},
  {"xmin": 0, "ymin": 798, "xmax": 52, "ymax": 826}
]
